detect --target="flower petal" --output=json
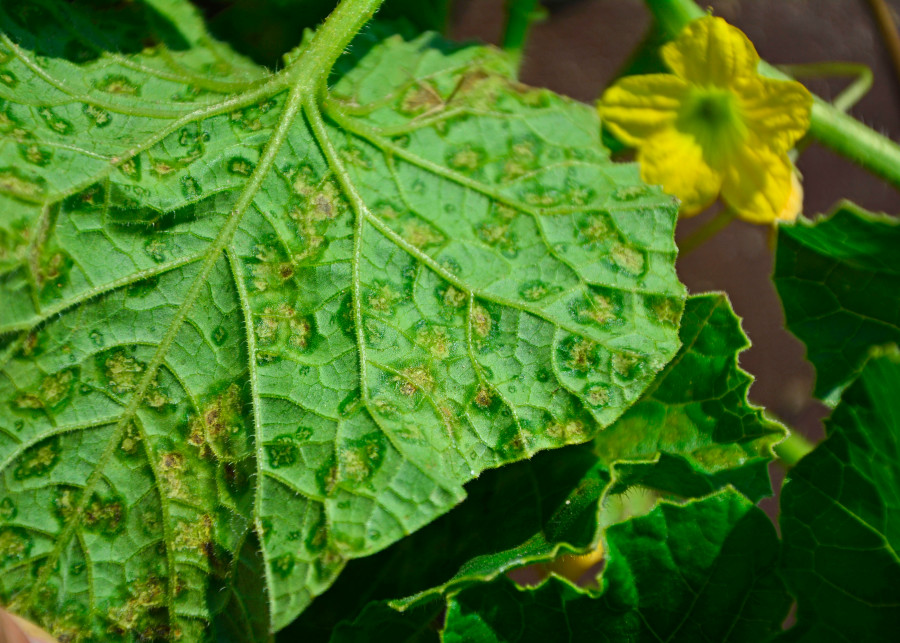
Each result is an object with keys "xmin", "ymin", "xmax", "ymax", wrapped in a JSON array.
[
  {"xmin": 599, "ymin": 74, "xmax": 689, "ymax": 147},
  {"xmin": 720, "ymin": 146, "xmax": 794, "ymax": 223},
  {"xmin": 735, "ymin": 75, "xmax": 812, "ymax": 154},
  {"xmin": 638, "ymin": 128, "xmax": 722, "ymax": 215},
  {"xmin": 777, "ymin": 169, "xmax": 804, "ymax": 223},
  {"xmin": 662, "ymin": 16, "xmax": 759, "ymax": 87}
]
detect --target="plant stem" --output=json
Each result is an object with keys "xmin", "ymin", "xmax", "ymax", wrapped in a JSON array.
[
  {"xmin": 775, "ymin": 431, "xmax": 816, "ymax": 468},
  {"xmin": 285, "ymin": 0, "xmax": 385, "ymax": 93},
  {"xmin": 778, "ymin": 62, "xmax": 873, "ymax": 113},
  {"xmin": 646, "ymin": 0, "xmax": 900, "ymax": 190},
  {"xmin": 866, "ymin": 0, "xmax": 900, "ymax": 88},
  {"xmin": 503, "ymin": 0, "xmax": 541, "ymax": 64},
  {"xmin": 677, "ymin": 209, "xmax": 735, "ymax": 257}
]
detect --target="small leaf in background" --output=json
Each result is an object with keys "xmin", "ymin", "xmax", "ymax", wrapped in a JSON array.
[
  {"xmin": 442, "ymin": 489, "xmax": 790, "ymax": 642},
  {"xmin": 596, "ymin": 293, "xmax": 784, "ymax": 502},
  {"xmin": 779, "ymin": 348, "xmax": 900, "ymax": 642},
  {"xmin": 774, "ymin": 202, "xmax": 900, "ymax": 404}
]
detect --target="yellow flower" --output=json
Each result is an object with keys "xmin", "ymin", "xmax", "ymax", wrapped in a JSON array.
[{"xmin": 599, "ymin": 16, "xmax": 812, "ymax": 223}]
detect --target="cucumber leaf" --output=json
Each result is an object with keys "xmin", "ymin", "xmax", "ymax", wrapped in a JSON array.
[
  {"xmin": 779, "ymin": 348, "xmax": 900, "ymax": 642},
  {"xmin": 279, "ymin": 442, "xmax": 606, "ymax": 641},
  {"xmin": 596, "ymin": 293, "xmax": 784, "ymax": 502},
  {"xmin": 441, "ymin": 489, "xmax": 789, "ymax": 642},
  {"xmin": 305, "ymin": 294, "xmax": 784, "ymax": 639},
  {"xmin": 774, "ymin": 203, "xmax": 900, "ymax": 404},
  {"xmin": 0, "ymin": 1, "xmax": 683, "ymax": 639}
]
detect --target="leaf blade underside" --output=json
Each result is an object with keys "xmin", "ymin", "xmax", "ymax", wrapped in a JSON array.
[{"xmin": 0, "ymin": 3, "xmax": 683, "ymax": 639}]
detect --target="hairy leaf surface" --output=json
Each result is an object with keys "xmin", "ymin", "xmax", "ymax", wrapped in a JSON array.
[
  {"xmin": 779, "ymin": 349, "xmax": 900, "ymax": 642},
  {"xmin": 0, "ymin": 1, "xmax": 683, "ymax": 638},
  {"xmin": 441, "ymin": 489, "xmax": 789, "ymax": 642},
  {"xmin": 774, "ymin": 203, "xmax": 900, "ymax": 403}
]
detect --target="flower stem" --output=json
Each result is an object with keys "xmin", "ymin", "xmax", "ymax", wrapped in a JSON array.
[
  {"xmin": 777, "ymin": 62, "xmax": 873, "ymax": 113},
  {"xmin": 646, "ymin": 0, "xmax": 900, "ymax": 191},
  {"xmin": 503, "ymin": 0, "xmax": 541, "ymax": 65},
  {"xmin": 774, "ymin": 431, "xmax": 816, "ymax": 468},
  {"xmin": 677, "ymin": 209, "xmax": 735, "ymax": 257},
  {"xmin": 866, "ymin": 0, "xmax": 900, "ymax": 89}
]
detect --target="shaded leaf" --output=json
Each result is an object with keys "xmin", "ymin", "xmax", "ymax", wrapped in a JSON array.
[
  {"xmin": 774, "ymin": 202, "xmax": 900, "ymax": 403},
  {"xmin": 779, "ymin": 348, "xmax": 900, "ymax": 642},
  {"xmin": 330, "ymin": 599, "xmax": 442, "ymax": 643},
  {"xmin": 442, "ymin": 489, "xmax": 790, "ymax": 642}
]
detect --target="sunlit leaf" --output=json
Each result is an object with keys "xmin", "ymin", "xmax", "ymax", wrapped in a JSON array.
[{"xmin": 0, "ymin": 1, "xmax": 683, "ymax": 638}]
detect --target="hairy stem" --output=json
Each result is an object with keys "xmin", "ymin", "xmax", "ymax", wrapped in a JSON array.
[
  {"xmin": 646, "ymin": 0, "xmax": 900, "ymax": 190},
  {"xmin": 503, "ymin": 0, "xmax": 541, "ymax": 64},
  {"xmin": 285, "ymin": 0, "xmax": 385, "ymax": 93}
]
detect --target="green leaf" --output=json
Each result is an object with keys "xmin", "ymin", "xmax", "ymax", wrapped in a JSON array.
[
  {"xmin": 779, "ymin": 348, "xmax": 900, "ymax": 642},
  {"xmin": 278, "ymin": 443, "xmax": 608, "ymax": 641},
  {"xmin": 0, "ymin": 2, "xmax": 684, "ymax": 639},
  {"xmin": 596, "ymin": 293, "xmax": 784, "ymax": 502},
  {"xmin": 774, "ymin": 202, "xmax": 900, "ymax": 403},
  {"xmin": 441, "ymin": 489, "xmax": 790, "ymax": 642}
]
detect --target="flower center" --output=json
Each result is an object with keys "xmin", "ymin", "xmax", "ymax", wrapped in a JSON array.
[{"xmin": 678, "ymin": 89, "xmax": 746, "ymax": 162}]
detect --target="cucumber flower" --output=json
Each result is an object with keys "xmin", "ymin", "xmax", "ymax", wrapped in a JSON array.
[{"xmin": 599, "ymin": 16, "xmax": 812, "ymax": 223}]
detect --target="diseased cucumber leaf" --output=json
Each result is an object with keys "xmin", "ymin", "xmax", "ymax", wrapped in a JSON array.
[
  {"xmin": 441, "ymin": 489, "xmax": 790, "ymax": 642},
  {"xmin": 596, "ymin": 293, "xmax": 784, "ymax": 502},
  {"xmin": 779, "ymin": 348, "xmax": 900, "ymax": 642},
  {"xmin": 774, "ymin": 202, "xmax": 900, "ymax": 404},
  {"xmin": 0, "ymin": 1, "xmax": 684, "ymax": 639}
]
